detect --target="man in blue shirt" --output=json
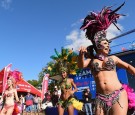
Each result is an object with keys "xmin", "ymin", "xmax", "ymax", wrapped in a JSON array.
[{"xmin": 25, "ymin": 92, "xmax": 34, "ymax": 115}]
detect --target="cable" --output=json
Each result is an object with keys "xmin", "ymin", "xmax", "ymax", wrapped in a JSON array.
[{"xmin": 110, "ymin": 29, "xmax": 135, "ymax": 40}]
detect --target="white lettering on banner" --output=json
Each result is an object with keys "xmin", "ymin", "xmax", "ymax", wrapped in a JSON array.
[
  {"xmin": 45, "ymin": 77, "xmax": 48, "ymax": 80},
  {"xmin": 75, "ymin": 75, "xmax": 92, "ymax": 80},
  {"xmin": 18, "ymin": 84, "xmax": 24, "ymax": 86},
  {"xmin": 91, "ymin": 81, "xmax": 96, "ymax": 91},
  {"xmin": 77, "ymin": 69, "xmax": 91, "ymax": 77},
  {"xmin": 77, "ymin": 86, "xmax": 89, "ymax": 92},
  {"xmin": 41, "ymin": 74, "xmax": 49, "ymax": 100},
  {"xmin": 92, "ymin": 81, "xmax": 95, "ymax": 84}
]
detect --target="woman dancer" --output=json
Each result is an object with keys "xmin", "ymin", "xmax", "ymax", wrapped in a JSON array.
[
  {"xmin": 78, "ymin": 3, "xmax": 135, "ymax": 115},
  {"xmin": 58, "ymin": 67, "xmax": 82, "ymax": 115},
  {"xmin": 0, "ymin": 71, "xmax": 21, "ymax": 115}
]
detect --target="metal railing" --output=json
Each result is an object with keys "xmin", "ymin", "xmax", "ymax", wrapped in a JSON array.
[{"xmin": 110, "ymin": 40, "xmax": 135, "ymax": 54}]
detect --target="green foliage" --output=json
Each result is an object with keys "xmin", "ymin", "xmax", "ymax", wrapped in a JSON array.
[
  {"xmin": 27, "ymin": 79, "xmax": 40, "ymax": 88},
  {"xmin": 38, "ymin": 70, "xmax": 45, "ymax": 84}
]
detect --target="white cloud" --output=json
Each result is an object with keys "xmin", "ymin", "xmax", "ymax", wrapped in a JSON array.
[
  {"xmin": 65, "ymin": 29, "xmax": 92, "ymax": 51},
  {"xmin": 71, "ymin": 19, "xmax": 81, "ymax": 27},
  {"xmin": 107, "ymin": 23, "xmax": 123, "ymax": 39},
  {"xmin": 65, "ymin": 23, "xmax": 123, "ymax": 51},
  {"xmin": 1, "ymin": 0, "xmax": 12, "ymax": 10}
]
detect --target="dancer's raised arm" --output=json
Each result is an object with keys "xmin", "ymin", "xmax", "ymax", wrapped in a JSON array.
[
  {"xmin": 113, "ymin": 55, "xmax": 135, "ymax": 75},
  {"xmin": 78, "ymin": 46, "xmax": 91, "ymax": 68}
]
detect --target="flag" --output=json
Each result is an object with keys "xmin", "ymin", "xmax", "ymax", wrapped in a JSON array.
[
  {"xmin": 41, "ymin": 74, "xmax": 49, "ymax": 100},
  {"xmin": 2, "ymin": 64, "xmax": 12, "ymax": 95}
]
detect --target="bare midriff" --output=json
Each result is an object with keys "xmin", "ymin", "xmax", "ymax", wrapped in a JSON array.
[
  {"xmin": 61, "ymin": 88, "xmax": 72, "ymax": 100},
  {"xmin": 93, "ymin": 70, "xmax": 122, "ymax": 94},
  {"xmin": 5, "ymin": 91, "xmax": 15, "ymax": 106}
]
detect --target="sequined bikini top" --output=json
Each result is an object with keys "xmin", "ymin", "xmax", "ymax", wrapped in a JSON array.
[
  {"xmin": 90, "ymin": 57, "xmax": 116, "ymax": 73},
  {"xmin": 61, "ymin": 78, "xmax": 72, "ymax": 90},
  {"xmin": 5, "ymin": 92, "xmax": 14, "ymax": 97}
]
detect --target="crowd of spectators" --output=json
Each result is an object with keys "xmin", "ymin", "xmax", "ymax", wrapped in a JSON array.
[
  {"xmin": 41, "ymin": 86, "xmax": 60, "ymax": 110},
  {"xmin": 0, "ymin": 86, "xmax": 94, "ymax": 115},
  {"xmin": 17, "ymin": 92, "xmax": 42, "ymax": 115}
]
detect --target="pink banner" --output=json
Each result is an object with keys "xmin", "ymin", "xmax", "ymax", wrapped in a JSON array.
[
  {"xmin": 2, "ymin": 64, "xmax": 12, "ymax": 95},
  {"xmin": 41, "ymin": 74, "xmax": 49, "ymax": 100}
]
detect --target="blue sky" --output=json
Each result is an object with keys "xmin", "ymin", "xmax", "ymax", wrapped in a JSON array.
[{"xmin": 0, "ymin": 0, "xmax": 135, "ymax": 80}]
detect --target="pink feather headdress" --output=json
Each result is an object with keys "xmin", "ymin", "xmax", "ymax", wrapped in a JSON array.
[
  {"xmin": 8, "ymin": 70, "xmax": 22, "ymax": 88},
  {"xmin": 80, "ymin": 2, "xmax": 125, "ymax": 48}
]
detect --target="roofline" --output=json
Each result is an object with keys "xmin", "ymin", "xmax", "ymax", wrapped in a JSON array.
[
  {"xmin": 110, "ymin": 49, "xmax": 135, "ymax": 57},
  {"xmin": 23, "ymin": 79, "xmax": 41, "ymax": 93}
]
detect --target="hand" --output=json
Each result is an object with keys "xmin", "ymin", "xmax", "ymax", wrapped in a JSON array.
[
  {"xmin": 78, "ymin": 46, "xmax": 87, "ymax": 55},
  {"xmin": 70, "ymin": 90, "xmax": 75, "ymax": 95}
]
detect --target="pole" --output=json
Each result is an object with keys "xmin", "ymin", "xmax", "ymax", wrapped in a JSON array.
[{"xmin": 110, "ymin": 29, "xmax": 135, "ymax": 40}]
